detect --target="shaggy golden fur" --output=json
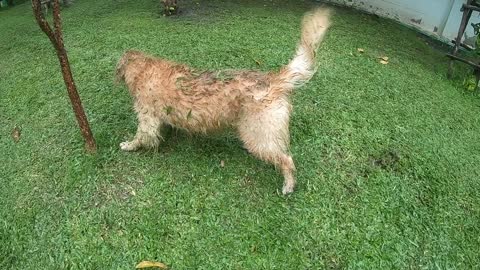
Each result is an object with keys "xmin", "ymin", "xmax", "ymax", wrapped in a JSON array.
[{"xmin": 115, "ymin": 8, "xmax": 332, "ymax": 194}]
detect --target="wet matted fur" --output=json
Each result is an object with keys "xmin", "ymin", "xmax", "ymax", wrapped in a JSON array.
[{"xmin": 115, "ymin": 8, "xmax": 332, "ymax": 194}]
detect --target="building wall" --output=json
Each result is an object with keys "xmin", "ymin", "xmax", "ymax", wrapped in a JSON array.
[{"xmin": 326, "ymin": 0, "xmax": 480, "ymax": 46}]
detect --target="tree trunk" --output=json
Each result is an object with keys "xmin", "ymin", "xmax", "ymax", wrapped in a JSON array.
[{"xmin": 32, "ymin": 0, "xmax": 96, "ymax": 152}]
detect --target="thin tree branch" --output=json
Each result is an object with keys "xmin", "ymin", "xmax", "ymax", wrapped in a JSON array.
[
  {"xmin": 32, "ymin": 1, "xmax": 55, "ymax": 42},
  {"xmin": 52, "ymin": 0, "xmax": 62, "ymax": 39},
  {"xmin": 32, "ymin": 0, "xmax": 97, "ymax": 152}
]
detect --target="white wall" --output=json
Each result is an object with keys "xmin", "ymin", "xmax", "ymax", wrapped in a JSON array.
[{"xmin": 326, "ymin": 0, "xmax": 480, "ymax": 46}]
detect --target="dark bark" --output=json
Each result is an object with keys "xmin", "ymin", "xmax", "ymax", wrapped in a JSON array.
[
  {"xmin": 32, "ymin": 0, "xmax": 97, "ymax": 152},
  {"xmin": 161, "ymin": 0, "xmax": 178, "ymax": 16}
]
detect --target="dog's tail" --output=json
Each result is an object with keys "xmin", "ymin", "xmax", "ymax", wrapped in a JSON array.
[{"xmin": 274, "ymin": 7, "xmax": 332, "ymax": 90}]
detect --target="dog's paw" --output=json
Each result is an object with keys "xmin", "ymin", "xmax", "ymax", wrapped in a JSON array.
[
  {"xmin": 282, "ymin": 184, "xmax": 294, "ymax": 195},
  {"xmin": 120, "ymin": 141, "xmax": 137, "ymax": 151}
]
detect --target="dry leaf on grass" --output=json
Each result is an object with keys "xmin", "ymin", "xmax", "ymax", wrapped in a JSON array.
[
  {"xmin": 220, "ymin": 160, "xmax": 225, "ymax": 168},
  {"xmin": 136, "ymin": 261, "xmax": 168, "ymax": 269},
  {"xmin": 11, "ymin": 126, "xmax": 21, "ymax": 143},
  {"xmin": 357, "ymin": 48, "xmax": 365, "ymax": 53},
  {"xmin": 378, "ymin": 56, "xmax": 389, "ymax": 64}
]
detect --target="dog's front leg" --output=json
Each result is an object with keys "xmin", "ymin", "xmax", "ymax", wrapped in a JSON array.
[
  {"xmin": 120, "ymin": 140, "xmax": 142, "ymax": 151},
  {"xmin": 120, "ymin": 113, "xmax": 162, "ymax": 151}
]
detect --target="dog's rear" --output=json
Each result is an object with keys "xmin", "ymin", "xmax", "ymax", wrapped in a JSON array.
[{"xmin": 237, "ymin": 7, "xmax": 332, "ymax": 194}]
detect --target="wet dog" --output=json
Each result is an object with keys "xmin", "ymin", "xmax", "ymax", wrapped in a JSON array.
[{"xmin": 115, "ymin": 8, "xmax": 332, "ymax": 194}]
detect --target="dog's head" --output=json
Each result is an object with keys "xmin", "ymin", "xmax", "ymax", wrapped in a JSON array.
[{"xmin": 114, "ymin": 50, "xmax": 144, "ymax": 85}]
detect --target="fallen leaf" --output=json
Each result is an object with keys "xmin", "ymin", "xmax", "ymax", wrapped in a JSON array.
[
  {"xmin": 11, "ymin": 126, "xmax": 21, "ymax": 143},
  {"xmin": 254, "ymin": 59, "xmax": 262, "ymax": 66},
  {"xmin": 164, "ymin": 106, "xmax": 174, "ymax": 115},
  {"xmin": 357, "ymin": 48, "xmax": 365, "ymax": 53},
  {"xmin": 379, "ymin": 56, "xmax": 389, "ymax": 61},
  {"xmin": 464, "ymin": 75, "xmax": 478, "ymax": 91},
  {"xmin": 380, "ymin": 60, "xmax": 389, "ymax": 65},
  {"xmin": 220, "ymin": 160, "xmax": 225, "ymax": 168},
  {"xmin": 136, "ymin": 261, "xmax": 168, "ymax": 269}
]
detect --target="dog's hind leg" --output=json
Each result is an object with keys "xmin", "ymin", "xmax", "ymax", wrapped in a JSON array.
[
  {"xmin": 120, "ymin": 113, "xmax": 162, "ymax": 151},
  {"xmin": 238, "ymin": 102, "xmax": 296, "ymax": 194}
]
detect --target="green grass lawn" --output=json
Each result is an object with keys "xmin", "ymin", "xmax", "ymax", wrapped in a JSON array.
[{"xmin": 1, "ymin": 0, "xmax": 480, "ymax": 269}]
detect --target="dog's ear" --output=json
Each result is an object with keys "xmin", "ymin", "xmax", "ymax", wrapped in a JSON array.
[
  {"xmin": 114, "ymin": 53, "xmax": 128, "ymax": 86},
  {"xmin": 114, "ymin": 50, "xmax": 145, "ymax": 85}
]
